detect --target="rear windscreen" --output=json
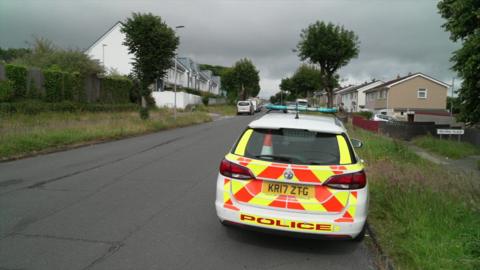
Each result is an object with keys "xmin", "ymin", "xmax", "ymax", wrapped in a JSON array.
[
  {"xmin": 238, "ymin": 102, "xmax": 250, "ymax": 106},
  {"xmin": 236, "ymin": 129, "xmax": 351, "ymax": 165}
]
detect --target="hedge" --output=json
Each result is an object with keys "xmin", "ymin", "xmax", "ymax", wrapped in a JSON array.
[
  {"xmin": 5, "ymin": 64, "xmax": 28, "ymax": 98},
  {"xmin": 44, "ymin": 69, "xmax": 64, "ymax": 102},
  {"xmin": 0, "ymin": 101, "xmax": 139, "ymax": 115},
  {"xmin": 180, "ymin": 87, "xmax": 220, "ymax": 98},
  {"xmin": 0, "ymin": 80, "xmax": 14, "ymax": 102},
  {"xmin": 99, "ymin": 76, "xmax": 132, "ymax": 103}
]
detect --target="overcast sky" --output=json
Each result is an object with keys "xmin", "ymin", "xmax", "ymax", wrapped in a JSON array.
[{"xmin": 0, "ymin": 0, "xmax": 459, "ymax": 98}]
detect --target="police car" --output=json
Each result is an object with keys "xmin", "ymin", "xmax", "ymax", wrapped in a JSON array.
[{"xmin": 215, "ymin": 107, "xmax": 368, "ymax": 240}]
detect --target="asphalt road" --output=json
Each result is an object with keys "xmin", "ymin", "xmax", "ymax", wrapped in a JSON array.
[{"xmin": 0, "ymin": 113, "xmax": 374, "ymax": 270}]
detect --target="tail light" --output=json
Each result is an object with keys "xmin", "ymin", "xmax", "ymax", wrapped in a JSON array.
[
  {"xmin": 219, "ymin": 159, "xmax": 254, "ymax": 180},
  {"xmin": 324, "ymin": 170, "xmax": 366, "ymax": 190}
]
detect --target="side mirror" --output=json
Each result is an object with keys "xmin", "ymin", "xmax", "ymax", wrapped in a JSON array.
[{"xmin": 351, "ymin": 138, "xmax": 363, "ymax": 148}]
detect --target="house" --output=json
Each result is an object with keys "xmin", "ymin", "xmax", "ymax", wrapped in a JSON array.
[
  {"xmin": 337, "ymin": 80, "xmax": 384, "ymax": 112},
  {"xmin": 85, "ymin": 21, "xmax": 133, "ymax": 75},
  {"xmin": 365, "ymin": 73, "xmax": 449, "ymax": 118},
  {"xmin": 85, "ymin": 21, "xmax": 222, "ymax": 108}
]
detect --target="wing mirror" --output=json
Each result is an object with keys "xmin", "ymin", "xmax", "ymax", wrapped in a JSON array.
[{"xmin": 351, "ymin": 138, "xmax": 363, "ymax": 148}]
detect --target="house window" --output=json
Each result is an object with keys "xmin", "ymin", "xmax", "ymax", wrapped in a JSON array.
[{"xmin": 417, "ymin": 88, "xmax": 427, "ymax": 99}]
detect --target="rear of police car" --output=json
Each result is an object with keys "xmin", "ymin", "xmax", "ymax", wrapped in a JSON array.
[{"xmin": 215, "ymin": 114, "xmax": 368, "ymax": 240}]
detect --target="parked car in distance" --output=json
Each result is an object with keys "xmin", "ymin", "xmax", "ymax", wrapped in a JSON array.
[
  {"xmin": 372, "ymin": 114, "xmax": 395, "ymax": 122},
  {"xmin": 237, "ymin": 101, "xmax": 254, "ymax": 115},
  {"xmin": 296, "ymin": 98, "xmax": 309, "ymax": 107}
]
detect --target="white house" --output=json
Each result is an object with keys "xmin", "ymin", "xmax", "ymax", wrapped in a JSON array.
[
  {"xmin": 85, "ymin": 21, "xmax": 221, "ymax": 109},
  {"xmin": 85, "ymin": 21, "xmax": 133, "ymax": 75}
]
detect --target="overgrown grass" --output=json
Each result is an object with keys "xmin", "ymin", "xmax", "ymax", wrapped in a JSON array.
[
  {"xmin": 0, "ymin": 109, "xmax": 211, "ymax": 160},
  {"xmin": 412, "ymin": 135, "xmax": 480, "ymax": 159},
  {"xmin": 348, "ymin": 126, "xmax": 480, "ymax": 270}
]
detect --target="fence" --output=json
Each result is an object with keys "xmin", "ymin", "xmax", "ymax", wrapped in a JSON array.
[
  {"xmin": 352, "ymin": 116, "xmax": 380, "ymax": 132},
  {"xmin": 0, "ymin": 63, "xmax": 129, "ymax": 103}
]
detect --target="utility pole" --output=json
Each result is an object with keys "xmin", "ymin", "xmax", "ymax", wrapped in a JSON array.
[{"xmin": 450, "ymin": 77, "xmax": 455, "ymax": 116}]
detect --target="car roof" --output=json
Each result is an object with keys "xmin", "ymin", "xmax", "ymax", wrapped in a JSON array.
[{"xmin": 248, "ymin": 113, "xmax": 346, "ymax": 134}]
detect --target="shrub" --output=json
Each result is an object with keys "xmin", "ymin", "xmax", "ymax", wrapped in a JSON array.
[
  {"xmin": 139, "ymin": 107, "xmax": 149, "ymax": 119},
  {"xmin": 5, "ymin": 64, "xmax": 28, "ymax": 98},
  {"xmin": 100, "ymin": 76, "xmax": 132, "ymax": 103},
  {"xmin": 353, "ymin": 111, "xmax": 373, "ymax": 119},
  {"xmin": 202, "ymin": 95, "xmax": 209, "ymax": 106},
  {"xmin": 43, "ymin": 68, "xmax": 64, "ymax": 102},
  {"xmin": 0, "ymin": 80, "xmax": 14, "ymax": 102}
]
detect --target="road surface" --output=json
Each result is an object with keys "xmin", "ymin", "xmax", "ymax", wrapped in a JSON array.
[{"xmin": 0, "ymin": 114, "xmax": 374, "ymax": 270}]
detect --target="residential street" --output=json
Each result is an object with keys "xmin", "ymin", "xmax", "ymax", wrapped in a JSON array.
[{"xmin": 0, "ymin": 114, "xmax": 374, "ymax": 270}]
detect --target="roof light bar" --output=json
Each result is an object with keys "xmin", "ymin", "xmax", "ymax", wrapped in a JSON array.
[{"xmin": 265, "ymin": 104, "xmax": 338, "ymax": 113}]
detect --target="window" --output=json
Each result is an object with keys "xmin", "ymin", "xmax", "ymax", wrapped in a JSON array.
[
  {"xmin": 418, "ymin": 88, "xmax": 427, "ymax": 99},
  {"xmin": 238, "ymin": 129, "xmax": 353, "ymax": 165}
]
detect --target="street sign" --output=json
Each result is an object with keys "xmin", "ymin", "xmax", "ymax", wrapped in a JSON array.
[{"xmin": 437, "ymin": 129, "xmax": 464, "ymax": 135}]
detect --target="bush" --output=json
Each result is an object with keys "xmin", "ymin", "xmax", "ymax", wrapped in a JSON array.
[
  {"xmin": 5, "ymin": 64, "xmax": 28, "ymax": 98},
  {"xmin": 353, "ymin": 111, "xmax": 373, "ymax": 119},
  {"xmin": 202, "ymin": 96, "xmax": 209, "ymax": 106},
  {"xmin": 99, "ymin": 76, "xmax": 132, "ymax": 103},
  {"xmin": 43, "ymin": 68, "xmax": 64, "ymax": 102},
  {"xmin": 139, "ymin": 107, "xmax": 149, "ymax": 119},
  {"xmin": 0, "ymin": 80, "xmax": 14, "ymax": 102}
]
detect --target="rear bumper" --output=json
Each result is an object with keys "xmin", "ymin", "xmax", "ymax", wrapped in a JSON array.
[{"xmin": 215, "ymin": 176, "xmax": 368, "ymax": 238}]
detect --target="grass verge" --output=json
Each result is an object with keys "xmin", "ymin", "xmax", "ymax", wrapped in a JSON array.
[
  {"xmin": 412, "ymin": 135, "xmax": 480, "ymax": 159},
  {"xmin": 348, "ymin": 126, "xmax": 480, "ymax": 270},
  {"xmin": 0, "ymin": 109, "xmax": 211, "ymax": 160}
]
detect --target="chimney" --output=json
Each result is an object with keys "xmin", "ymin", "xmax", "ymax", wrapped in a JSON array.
[
  {"xmin": 396, "ymin": 74, "xmax": 401, "ymax": 79},
  {"xmin": 408, "ymin": 72, "xmax": 412, "ymax": 75}
]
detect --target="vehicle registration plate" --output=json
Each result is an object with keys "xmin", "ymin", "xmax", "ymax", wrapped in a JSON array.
[{"xmin": 262, "ymin": 181, "xmax": 314, "ymax": 199}]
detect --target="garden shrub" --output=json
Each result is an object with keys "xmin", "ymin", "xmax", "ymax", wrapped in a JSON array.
[
  {"xmin": 5, "ymin": 64, "xmax": 28, "ymax": 98},
  {"xmin": 43, "ymin": 68, "xmax": 64, "ymax": 102},
  {"xmin": 0, "ymin": 80, "xmax": 15, "ymax": 102},
  {"xmin": 202, "ymin": 95, "xmax": 209, "ymax": 106},
  {"xmin": 354, "ymin": 111, "xmax": 373, "ymax": 120},
  {"xmin": 100, "ymin": 76, "xmax": 132, "ymax": 103}
]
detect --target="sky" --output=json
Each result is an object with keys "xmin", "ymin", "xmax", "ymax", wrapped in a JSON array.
[{"xmin": 0, "ymin": 0, "xmax": 459, "ymax": 98}]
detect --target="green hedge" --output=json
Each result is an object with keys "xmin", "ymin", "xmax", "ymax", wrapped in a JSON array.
[
  {"xmin": 5, "ymin": 64, "xmax": 28, "ymax": 98},
  {"xmin": 99, "ymin": 76, "xmax": 132, "ymax": 103},
  {"xmin": 0, "ymin": 100, "xmax": 139, "ymax": 115},
  {"xmin": 0, "ymin": 80, "xmax": 15, "ymax": 102},
  {"xmin": 44, "ymin": 69, "xmax": 64, "ymax": 102}
]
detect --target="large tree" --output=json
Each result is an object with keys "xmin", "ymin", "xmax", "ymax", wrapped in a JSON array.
[
  {"xmin": 121, "ymin": 13, "xmax": 179, "ymax": 116},
  {"xmin": 223, "ymin": 58, "xmax": 260, "ymax": 101},
  {"xmin": 280, "ymin": 64, "xmax": 324, "ymax": 99},
  {"xmin": 438, "ymin": 0, "xmax": 480, "ymax": 125},
  {"xmin": 297, "ymin": 21, "xmax": 359, "ymax": 108}
]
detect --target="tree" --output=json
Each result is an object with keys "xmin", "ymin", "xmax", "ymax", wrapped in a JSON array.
[
  {"xmin": 222, "ymin": 58, "xmax": 260, "ymax": 102},
  {"xmin": 297, "ymin": 21, "xmax": 359, "ymax": 108},
  {"xmin": 280, "ymin": 64, "xmax": 324, "ymax": 99},
  {"xmin": 14, "ymin": 37, "xmax": 103, "ymax": 75},
  {"xmin": 121, "ymin": 13, "xmax": 179, "ymax": 117},
  {"xmin": 438, "ymin": 0, "xmax": 480, "ymax": 125},
  {"xmin": 0, "ymin": 47, "xmax": 31, "ymax": 63}
]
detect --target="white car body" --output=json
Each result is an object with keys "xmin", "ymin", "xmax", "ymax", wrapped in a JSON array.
[
  {"xmin": 372, "ymin": 114, "xmax": 394, "ymax": 122},
  {"xmin": 215, "ymin": 113, "xmax": 368, "ymax": 239},
  {"xmin": 237, "ymin": 101, "xmax": 253, "ymax": 115}
]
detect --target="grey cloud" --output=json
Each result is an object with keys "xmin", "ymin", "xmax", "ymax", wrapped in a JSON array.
[{"xmin": 0, "ymin": 0, "xmax": 459, "ymax": 98}]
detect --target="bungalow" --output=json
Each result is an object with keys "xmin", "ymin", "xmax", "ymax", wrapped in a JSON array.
[{"xmin": 365, "ymin": 73, "xmax": 449, "ymax": 118}]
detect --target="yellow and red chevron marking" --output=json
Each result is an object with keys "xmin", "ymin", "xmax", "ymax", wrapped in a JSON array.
[
  {"xmin": 225, "ymin": 153, "xmax": 362, "ymax": 184},
  {"xmin": 223, "ymin": 178, "xmax": 239, "ymax": 211},
  {"xmin": 334, "ymin": 191, "xmax": 357, "ymax": 222},
  {"xmin": 228, "ymin": 178, "xmax": 350, "ymax": 213}
]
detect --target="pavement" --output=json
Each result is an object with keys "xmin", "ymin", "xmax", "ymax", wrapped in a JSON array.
[{"xmin": 0, "ymin": 113, "xmax": 374, "ymax": 270}]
